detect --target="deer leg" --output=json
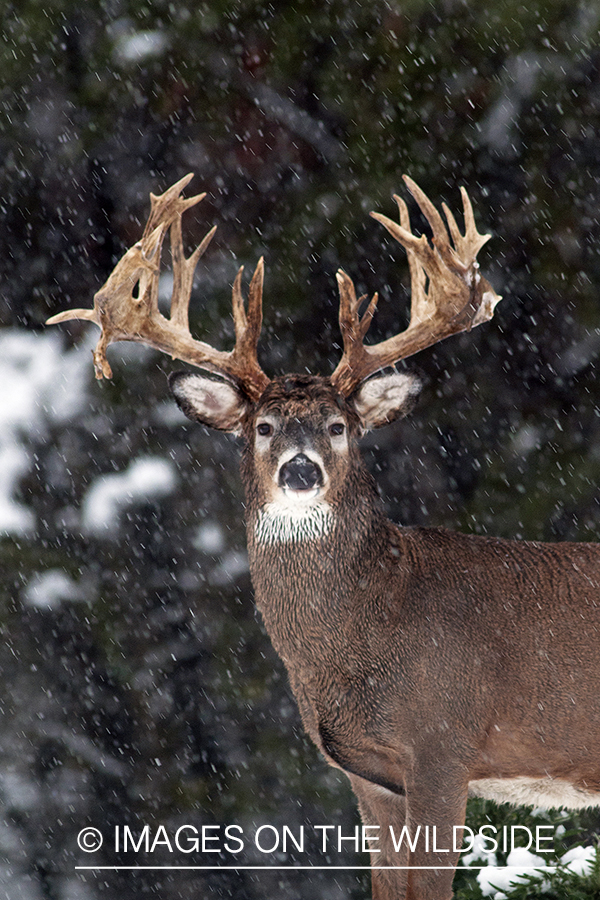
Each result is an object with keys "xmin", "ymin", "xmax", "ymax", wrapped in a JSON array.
[
  {"xmin": 403, "ymin": 767, "xmax": 469, "ymax": 900},
  {"xmin": 349, "ymin": 774, "xmax": 409, "ymax": 900}
]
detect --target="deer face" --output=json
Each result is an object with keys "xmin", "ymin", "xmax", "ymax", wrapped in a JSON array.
[
  {"xmin": 246, "ymin": 376, "xmax": 356, "ymax": 511},
  {"xmin": 169, "ymin": 370, "xmax": 420, "ymax": 526}
]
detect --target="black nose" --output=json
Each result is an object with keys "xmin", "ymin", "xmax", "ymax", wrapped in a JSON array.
[{"xmin": 279, "ymin": 453, "xmax": 323, "ymax": 491}]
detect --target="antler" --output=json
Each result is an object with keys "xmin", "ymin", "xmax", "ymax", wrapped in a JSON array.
[
  {"xmin": 47, "ymin": 174, "xmax": 270, "ymax": 401},
  {"xmin": 330, "ymin": 176, "xmax": 501, "ymax": 396}
]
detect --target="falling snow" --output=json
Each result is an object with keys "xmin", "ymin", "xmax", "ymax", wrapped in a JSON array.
[{"xmin": 2, "ymin": 3, "xmax": 600, "ymax": 900}]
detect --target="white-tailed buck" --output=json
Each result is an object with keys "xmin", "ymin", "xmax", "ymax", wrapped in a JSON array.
[{"xmin": 49, "ymin": 175, "xmax": 600, "ymax": 900}]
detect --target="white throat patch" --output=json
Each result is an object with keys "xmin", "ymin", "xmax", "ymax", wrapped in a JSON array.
[{"xmin": 255, "ymin": 501, "xmax": 335, "ymax": 544}]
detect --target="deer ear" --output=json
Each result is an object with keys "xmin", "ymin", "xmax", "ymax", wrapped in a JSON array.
[
  {"xmin": 169, "ymin": 371, "xmax": 249, "ymax": 434},
  {"xmin": 352, "ymin": 372, "xmax": 421, "ymax": 431}
]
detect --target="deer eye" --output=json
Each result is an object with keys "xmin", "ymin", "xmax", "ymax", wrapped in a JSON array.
[
  {"xmin": 257, "ymin": 422, "xmax": 273, "ymax": 437},
  {"xmin": 329, "ymin": 422, "xmax": 345, "ymax": 437}
]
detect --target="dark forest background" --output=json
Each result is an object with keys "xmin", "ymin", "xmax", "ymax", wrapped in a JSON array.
[{"xmin": 2, "ymin": 1, "xmax": 600, "ymax": 898}]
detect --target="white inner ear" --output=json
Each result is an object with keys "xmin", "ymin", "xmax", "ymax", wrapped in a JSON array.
[
  {"xmin": 353, "ymin": 372, "xmax": 421, "ymax": 431},
  {"xmin": 171, "ymin": 373, "xmax": 246, "ymax": 433}
]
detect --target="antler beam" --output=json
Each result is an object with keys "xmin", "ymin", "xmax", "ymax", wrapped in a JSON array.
[
  {"xmin": 330, "ymin": 176, "xmax": 501, "ymax": 396},
  {"xmin": 47, "ymin": 174, "xmax": 270, "ymax": 401}
]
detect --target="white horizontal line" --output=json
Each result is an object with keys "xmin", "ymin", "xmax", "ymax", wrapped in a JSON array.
[{"xmin": 75, "ymin": 865, "xmax": 555, "ymax": 871}]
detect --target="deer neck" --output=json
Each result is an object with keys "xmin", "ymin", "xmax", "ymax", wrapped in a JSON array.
[{"xmin": 244, "ymin": 465, "xmax": 389, "ymax": 661}]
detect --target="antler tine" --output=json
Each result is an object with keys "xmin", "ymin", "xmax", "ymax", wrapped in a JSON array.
[
  {"xmin": 330, "ymin": 178, "xmax": 501, "ymax": 396},
  {"xmin": 170, "ymin": 211, "xmax": 216, "ymax": 330},
  {"xmin": 442, "ymin": 187, "xmax": 491, "ymax": 267},
  {"xmin": 47, "ymin": 176, "xmax": 270, "ymax": 400},
  {"xmin": 394, "ymin": 193, "xmax": 428, "ymax": 323},
  {"xmin": 337, "ymin": 270, "xmax": 378, "ymax": 341},
  {"xmin": 227, "ymin": 258, "xmax": 270, "ymax": 395},
  {"xmin": 328, "ymin": 278, "xmax": 380, "ymax": 396}
]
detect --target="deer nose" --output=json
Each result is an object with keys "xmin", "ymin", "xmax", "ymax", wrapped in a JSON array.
[{"xmin": 279, "ymin": 454, "xmax": 323, "ymax": 492}]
